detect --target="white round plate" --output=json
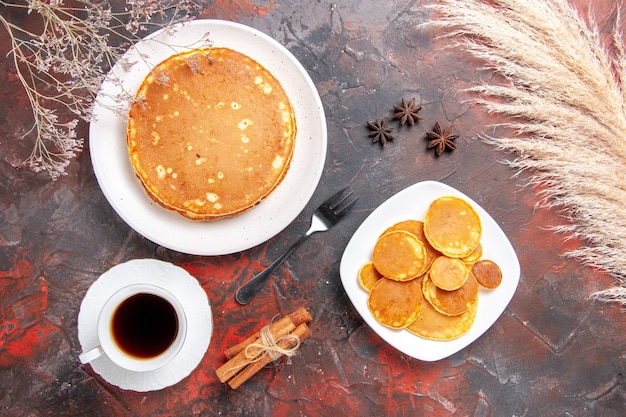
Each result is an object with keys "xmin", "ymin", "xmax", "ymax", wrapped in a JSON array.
[
  {"xmin": 340, "ymin": 181, "xmax": 520, "ymax": 362},
  {"xmin": 77, "ymin": 259, "xmax": 213, "ymax": 391},
  {"xmin": 89, "ymin": 20, "xmax": 327, "ymax": 255}
]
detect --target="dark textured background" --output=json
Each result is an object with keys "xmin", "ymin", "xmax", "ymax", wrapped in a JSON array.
[{"xmin": 1, "ymin": 1, "xmax": 625, "ymax": 416}]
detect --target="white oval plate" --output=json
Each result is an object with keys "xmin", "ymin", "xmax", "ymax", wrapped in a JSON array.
[
  {"xmin": 340, "ymin": 181, "xmax": 520, "ymax": 361},
  {"xmin": 77, "ymin": 259, "xmax": 213, "ymax": 391},
  {"xmin": 89, "ymin": 20, "xmax": 327, "ymax": 255}
]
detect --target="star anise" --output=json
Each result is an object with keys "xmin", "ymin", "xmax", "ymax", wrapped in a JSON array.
[
  {"xmin": 426, "ymin": 122, "xmax": 459, "ymax": 156},
  {"xmin": 367, "ymin": 118, "xmax": 395, "ymax": 147},
  {"xmin": 392, "ymin": 97, "xmax": 422, "ymax": 126}
]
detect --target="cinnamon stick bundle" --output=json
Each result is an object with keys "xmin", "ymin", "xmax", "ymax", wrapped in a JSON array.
[
  {"xmin": 215, "ymin": 307, "xmax": 312, "ymax": 388},
  {"xmin": 223, "ymin": 307, "xmax": 312, "ymax": 359}
]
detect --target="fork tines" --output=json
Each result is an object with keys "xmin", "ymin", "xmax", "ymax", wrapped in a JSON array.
[{"xmin": 326, "ymin": 186, "xmax": 358, "ymax": 215}]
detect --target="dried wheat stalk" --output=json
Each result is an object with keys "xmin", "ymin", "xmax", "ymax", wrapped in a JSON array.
[{"xmin": 420, "ymin": 0, "xmax": 626, "ymax": 304}]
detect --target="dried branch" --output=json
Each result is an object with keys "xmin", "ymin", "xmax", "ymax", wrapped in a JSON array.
[{"xmin": 0, "ymin": 0, "xmax": 198, "ymax": 180}]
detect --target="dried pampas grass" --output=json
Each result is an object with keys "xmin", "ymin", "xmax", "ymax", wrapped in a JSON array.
[{"xmin": 420, "ymin": 0, "xmax": 626, "ymax": 304}]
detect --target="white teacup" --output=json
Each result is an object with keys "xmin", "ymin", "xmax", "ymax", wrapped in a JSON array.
[{"xmin": 79, "ymin": 284, "xmax": 187, "ymax": 372}]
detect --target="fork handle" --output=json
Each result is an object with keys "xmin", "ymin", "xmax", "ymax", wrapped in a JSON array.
[{"xmin": 235, "ymin": 233, "xmax": 311, "ymax": 305}]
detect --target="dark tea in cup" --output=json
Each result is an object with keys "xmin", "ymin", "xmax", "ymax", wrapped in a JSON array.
[{"xmin": 112, "ymin": 293, "xmax": 179, "ymax": 359}]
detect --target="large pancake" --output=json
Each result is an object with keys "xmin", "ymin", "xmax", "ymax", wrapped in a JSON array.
[{"xmin": 127, "ymin": 47, "xmax": 296, "ymax": 220}]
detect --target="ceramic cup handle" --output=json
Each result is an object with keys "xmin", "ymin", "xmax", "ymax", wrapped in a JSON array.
[{"xmin": 79, "ymin": 345, "xmax": 104, "ymax": 364}]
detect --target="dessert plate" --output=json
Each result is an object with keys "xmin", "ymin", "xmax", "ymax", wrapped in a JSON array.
[
  {"xmin": 77, "ymin": 259, "xmax": 212, "ymax": 391},
  {"xmin": 89, "ymin": 20, "xmax": 327, "ymax": 255},
  {"xmin": 340, "ymin": 181, "xmax": 520, "ymax": 361}
]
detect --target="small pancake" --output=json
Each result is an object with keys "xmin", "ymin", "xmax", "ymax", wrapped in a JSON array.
[
  {"xmin": 384, "ymin": 220, "xmax": 440, "ymax": 270},
  {"xmin": 127, "ymin": 47, "xmax": 296, "ymax": 220},
  {"xmin": 429, "ymin": 255, "xmax": 469, "ymax": 291},
  {"xmin": 461, "ymin": 242, "xmax": 483, "ymax": 265},
  {"xmin": 368, "ymin": 277, "xmax": 423, "ymax": 329},
  {"xmin": 424, "ymin": 196, "xmax": 482, "ymax": 258},
  {"xmin": 472, "ymin": 259, "xmax": 503, "ymax": 289},
  {"xmin": 422, "ymin": 271, "xmax": 478, "ymax": 316},
  {"xmin": 372, "ymin": 231, "xmax": 427, "ymax": 281},
  {"xmin": 407, "ymin": 296, "xmax": 477, "ymax": 340},
  {"xmin": 358, "ymin": 262, "xmax": 383, "ymax": 292}
]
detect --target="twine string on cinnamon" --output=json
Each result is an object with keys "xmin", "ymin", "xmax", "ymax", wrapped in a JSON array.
[
  {"xmin": 244, "ymin": 324, "xmax": 302, "ymax": 362},
  {"xmin": 223, "ymin": 321, "xmax": 302, "ymax": 375}
]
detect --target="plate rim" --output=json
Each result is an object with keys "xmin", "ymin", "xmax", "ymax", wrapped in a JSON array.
[
  {"xmin": 89, "ymin": 19, "xmax": 327, "ymax": 255},
  {"xmin": 339, "ymin": 180, "xmax": 521, "ymax": 361}
]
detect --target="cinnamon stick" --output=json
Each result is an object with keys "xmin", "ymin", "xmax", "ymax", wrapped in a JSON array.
[
  {"xmin": 227, "ymin": 323, "xmax": 312, "ymax": 389},
  {"xmin": 216, "ymin": 316, "xmax": 296, "ymax": 383},
  {"xmin": 224, "ymin": 307, "xmax": 312, "ymax": 359}
]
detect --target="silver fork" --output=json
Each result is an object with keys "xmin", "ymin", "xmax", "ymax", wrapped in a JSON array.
[{"xmin": 235, "ymin": 186, "xmax": 358, "ymax": 305}]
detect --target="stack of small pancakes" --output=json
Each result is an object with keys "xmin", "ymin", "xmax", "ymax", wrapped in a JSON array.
[{"xmin": 358, "ymin": 196, "xmax": 503, "ymax": 341}]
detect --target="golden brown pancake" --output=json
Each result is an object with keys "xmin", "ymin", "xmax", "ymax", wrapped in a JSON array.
[
  {"xmin": 424, "ymin": 196, "xmax": 482, "ymax": 258},
  {"xmin": 368, "ymin": 277, "xmax": 423, "ymax": 329},
  {"xmin": 472, "ymin": 259, "xmax": 503, "ymax": 289},
  {"xmin": 383, "ymin": 220, "xmax": 440, "ymax": 270},
  {"xmin": 422, "ymin": 272, "xmax": 478, "ymax": 316},
  {"xmin": 372, "ymin": 230, "xmax": 427, "ymax": 281},
  {"xmin": 461, "ymin": 242, "xmax": 483, "ymax": 265},
  {"xmin": 127, "ymin": 47, "xmax": 296, "ymax": 220},
  {"xmin": 358, "ymin": 262, "xmax": 383, "ymax": 292},
  {"xmin": 407, "ymin": 295, "xmax": 477, "ymax": 340},
  {"xmin": 429, "ymin": 255, "xmax": 469, "ymax": 291}
]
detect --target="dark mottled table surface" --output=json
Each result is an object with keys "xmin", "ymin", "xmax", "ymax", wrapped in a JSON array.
[{"xmin": 1, "ymin": 1, "xmax": 625, "ymax": 416}]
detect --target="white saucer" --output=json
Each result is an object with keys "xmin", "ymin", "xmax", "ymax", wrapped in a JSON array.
[{"xmin": 77, "ymin": 259, "xmax": 213, "ymax": 391}]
